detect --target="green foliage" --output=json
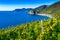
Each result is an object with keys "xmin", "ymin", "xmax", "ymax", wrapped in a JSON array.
[
  {"xmin": 58, "ymin": 33, "xmax": 60, "ymax": 40},
  {"xmin": 0, "ymin": 14, "xmax": 60, "ymax": 40},
  {"xmin": 0, "ymin": 21, "xmax": 42, "ymax": 40}
]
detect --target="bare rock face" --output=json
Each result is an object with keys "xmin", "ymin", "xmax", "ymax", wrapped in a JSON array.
[{"xmin": 29, "ymin": 10, "xmax": 34, "ymax": 14}]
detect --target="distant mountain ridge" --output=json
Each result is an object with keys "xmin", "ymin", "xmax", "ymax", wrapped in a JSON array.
[
  {"xmin": 29, "ymin": 1, "xmax": 60, "ymax": 15},
  {"xmin": 14, "ymin": 8, "xmax": 33, "ymax": 11}
]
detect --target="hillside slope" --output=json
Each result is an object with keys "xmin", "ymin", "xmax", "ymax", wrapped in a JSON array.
[
  {"xmin": 41, "ymin": 1, "xmax": 60, "ymax": 14},
  {"xmin": 0, "ymin": 14, "xmax": 60, "ymax": 40},
  {"xmin": 29, "ymin": 1, "xmax": 60, "ymax": 16}
]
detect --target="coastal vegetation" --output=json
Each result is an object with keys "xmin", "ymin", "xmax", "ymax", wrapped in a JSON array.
[
  {"xmin": 0, "ymin": 14, "xmax": 60, "ymax": 40},
  {"xmin": 29, "ymin": 2, "xmax": 60, "ymax": 16},
  {"xmin": 0, "ymin": 1, "xmax": 60, "ymax": 40}
]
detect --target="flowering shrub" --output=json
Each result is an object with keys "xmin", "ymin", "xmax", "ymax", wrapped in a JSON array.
[{"xmin": 0, "ymin": 14, "xmax": 60, "ymax": 40}]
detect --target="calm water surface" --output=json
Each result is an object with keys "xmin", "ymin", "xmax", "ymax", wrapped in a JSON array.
[{"xmin": 0, "ymin": 10, "xmax": 49, "ymax": 29}]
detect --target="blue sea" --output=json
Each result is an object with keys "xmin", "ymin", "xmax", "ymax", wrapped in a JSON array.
[{"xmin": 0, "ymin": 10, "xmax": 49, "ymax": 29}]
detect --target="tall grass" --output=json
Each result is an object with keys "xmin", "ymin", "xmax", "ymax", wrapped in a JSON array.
[{"xmin": 0, "ymin": 14, "xmax": 60, "ymax": 40}]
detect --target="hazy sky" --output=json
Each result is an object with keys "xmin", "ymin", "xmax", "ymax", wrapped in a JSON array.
[{"xmin": 0, "ymin": 0, "xmax": 60, "ymax": 11}]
